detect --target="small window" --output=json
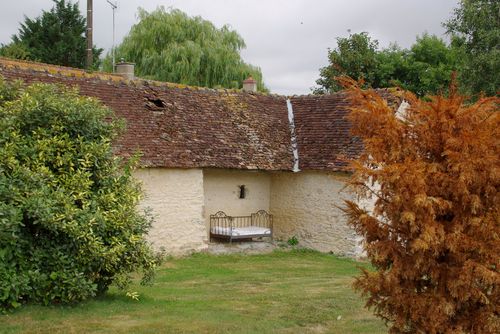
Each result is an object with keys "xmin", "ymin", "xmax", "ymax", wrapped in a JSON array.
[{"xmin": 239, "ymin": 185, "xmax": 246, "ymax": 199}]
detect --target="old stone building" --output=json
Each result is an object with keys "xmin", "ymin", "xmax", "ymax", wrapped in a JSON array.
[{"xmin": 0, "ymin": 57, "xmax": 398, "ymax": 256}]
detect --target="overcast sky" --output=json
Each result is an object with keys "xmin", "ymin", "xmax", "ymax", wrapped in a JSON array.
[{"xmin": 1, "ymin": 0, "xmax": 459, "ymax": 95}]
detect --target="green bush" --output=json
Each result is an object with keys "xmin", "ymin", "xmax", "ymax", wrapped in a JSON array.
[
  {"xmin": 287, "ymin": 235, "xmax": 299, "ymax": 246},
  {"xmin": 0, "ymin": 77, "xmax": 158, "ymax": 312}
]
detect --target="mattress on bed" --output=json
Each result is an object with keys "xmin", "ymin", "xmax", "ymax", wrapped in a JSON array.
[{"xmin": 210, "ymin": 226, "xmax": 271, "ymax": 236}]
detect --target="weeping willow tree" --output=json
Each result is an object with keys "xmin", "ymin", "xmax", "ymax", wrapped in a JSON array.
[{"xmin": 104, "ymin": 7, "xmax": 267, "ymax": 91}]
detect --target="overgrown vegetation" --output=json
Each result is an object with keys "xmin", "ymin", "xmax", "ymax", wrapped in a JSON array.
[
  {"xmin": 2, "ymin": 250, "xmax": 386, "ymax": 333},
  {"xmin": 0, "ymin": 77, "xmax": 158, "ymax": 312},
  {"xmin": 104, "ymin": 7, "xmax": 267, "ymax": 91},
  {"xmin": 342, "ymin": 78, "xmax": 499, "ymax": 333}
]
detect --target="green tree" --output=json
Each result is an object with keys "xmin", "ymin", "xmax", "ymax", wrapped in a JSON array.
[
  {"xmin": 105, "ymin": 7, "xmax": 267, "ymax": 91},
  {"xmin": 315, "ymin": 32, "xmax": 458, "ymax": 97},
  {"xmin": 315, "ymin": 32, "xmax": 379, "ymax": 93},
  {"xmin": 445, "ymin": 0, "xmax": 500, "ymax": 96},
  {"xmin": 5, "ymin": 0, "xmax": 102, "ymax": 69},
  {"xmin": 393, "ymin": 34, "xmax": 458, "ymax": 97},
  {"xmin": 0, "ymin": 77, "xmax": 158, "ymax": 312}
]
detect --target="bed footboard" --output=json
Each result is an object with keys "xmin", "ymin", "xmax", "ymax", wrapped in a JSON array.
[{"xmin": 209, "ymin": 210, "xmax": 273, "ymax": 243}]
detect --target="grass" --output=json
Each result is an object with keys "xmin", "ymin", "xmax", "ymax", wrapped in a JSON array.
[{"xmin": 1, "ymin": 249, "xmax": 387, "ymax": 334}]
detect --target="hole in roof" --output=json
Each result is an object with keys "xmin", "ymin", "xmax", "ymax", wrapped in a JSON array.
[
  {"xmin": 145, "ymin": 95, "xmax": 167, "ymax": 110},
  {"xmin": 150, "ymin": 98, "xmax": 165, "ymax": 108}
]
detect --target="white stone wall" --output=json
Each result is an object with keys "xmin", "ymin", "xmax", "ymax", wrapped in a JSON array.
[
  {"xmin": 134, "ymin": 167, "xmax": 363, "ymax": 257},
  {"xmin": 134, "ymin": 168, "xmax": 207, "ymax": 255},
  {"xmin": 203, "ymin": 169, "xmax": 271, "ymax": 230},
  {"xmin": 270, "ymin": 171, "xmax": 360, "ymax": 256}
]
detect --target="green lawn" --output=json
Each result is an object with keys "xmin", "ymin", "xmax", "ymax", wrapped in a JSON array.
[{"xmin": 1, "ymin": 249, "xmax": 387, "ymax": 334}]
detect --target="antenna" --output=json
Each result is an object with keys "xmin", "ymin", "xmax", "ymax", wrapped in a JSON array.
[{"xmin": 106, "ymin": 0, "xmax": 118, "ymax": 72}]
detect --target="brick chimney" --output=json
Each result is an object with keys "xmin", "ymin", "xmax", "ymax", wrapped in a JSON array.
[
  {"xmin": 116, "ymin": 59, "xmax": 135, "ymax": 80},
  {"xmin": 242, "ymin": 76, "xmax": 257, "ymax": 92}
]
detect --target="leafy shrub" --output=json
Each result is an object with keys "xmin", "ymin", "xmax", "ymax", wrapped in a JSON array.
[
  {"xmin": 287, "ymin": 235, "xmax": 299, "ymax": 246},
  {"xmin": 0, "ymin": 77, "xmax": 158, "ymax": 312},
  {"xmin": 342, "ymin": 79, "xmax": 499, "ymax": 333}
]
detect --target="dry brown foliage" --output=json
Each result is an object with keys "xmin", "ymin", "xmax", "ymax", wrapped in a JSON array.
[{"xmin": 341, "ymin": 77, "xmax": 499, "ymax": 333}]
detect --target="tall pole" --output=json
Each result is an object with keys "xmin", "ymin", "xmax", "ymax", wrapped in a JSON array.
[
  {"xmin": 107, "ymin": 1, "xmax": 117, "ymax": 72},
  {"xmin": 112, "ymin": 4, "xmax": 115, "ymax": 72},
  {"xmin": 86, "ymin": 0, "xmax": 93, "ymax": 70}
]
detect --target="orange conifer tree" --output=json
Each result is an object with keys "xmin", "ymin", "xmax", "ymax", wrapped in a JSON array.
[{"xmin": 342, "ymin": 79, "xmax": 499, "ymax": 333}]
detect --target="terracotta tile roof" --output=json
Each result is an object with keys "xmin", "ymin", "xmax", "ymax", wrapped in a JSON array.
[
  {"xmin": 0, "ymin": 57, "xmax": 403, "ymax": 172},
  {"xmin": 0, "ymin": 57, "xmax": 294, "ymax": 170},
  {"xmin": 290, "ymin": 93, "xmax": 361, "ymax": 171},
  {"xmin": 291, "ymin": 89, "xmax": 403, "ymax": 171}
]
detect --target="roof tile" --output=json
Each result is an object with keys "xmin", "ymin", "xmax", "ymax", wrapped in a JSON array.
[{"xmin": 0, "ymin": 57, "xmax": 294, "ymax": 171}]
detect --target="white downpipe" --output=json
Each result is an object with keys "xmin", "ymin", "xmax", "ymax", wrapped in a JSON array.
[{"xmin": 286, "ymin": 99, "xmax": 300, "ymax": 172}]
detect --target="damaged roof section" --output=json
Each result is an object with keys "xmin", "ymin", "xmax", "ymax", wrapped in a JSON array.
[
  {"xmin": 0, "ymin": 57, "xmax": 294, "ymax": 171},
  {"xmin": 0, "ymin": 57, "xmax": 403, "ymax": 173}
]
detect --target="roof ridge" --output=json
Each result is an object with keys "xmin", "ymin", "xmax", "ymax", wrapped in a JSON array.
[
  {"xmin": 0, "ymin": 56, "xmax": 125, "ymax": 82},
  {"xmin": 287, "ymin": 91, "xmax": 350, "ymax": 100},
  {"xmin": 288, "ymin": 87, "xmax": 405, "ymax": 100},
  {"xmin": 0, "ymin": 57, "xmax": 282, "ymax": 97}
]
